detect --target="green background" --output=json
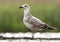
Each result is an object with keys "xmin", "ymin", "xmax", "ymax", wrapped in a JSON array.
[{"xmin": 0, "ymin": 0, "xmax": 60, "ymax": 32}]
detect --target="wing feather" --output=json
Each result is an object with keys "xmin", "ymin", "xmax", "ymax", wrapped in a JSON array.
[{"xmin": 27, "ymin": 16, "xmax": 48, "ymax": 28}]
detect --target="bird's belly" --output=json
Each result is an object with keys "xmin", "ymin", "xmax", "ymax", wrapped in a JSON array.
[{"xmin": 23, "ymin": 21, "xmax": 33, "ymax": 30}]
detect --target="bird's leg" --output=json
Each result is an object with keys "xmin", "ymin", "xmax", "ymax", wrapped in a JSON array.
[{"xmin": 31, "ymin": 30, "xmax": 35, "ymax": 39}]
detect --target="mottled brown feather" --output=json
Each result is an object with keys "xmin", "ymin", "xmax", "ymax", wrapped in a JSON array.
[{"xmin": 25, "ymin": 17, "xmax": 49, "ymax": 29}]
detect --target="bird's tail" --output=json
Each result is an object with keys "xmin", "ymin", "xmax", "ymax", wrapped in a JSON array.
[{"xmin": 47, "ymin": 26, "xmax": 56, "ymax": 30}]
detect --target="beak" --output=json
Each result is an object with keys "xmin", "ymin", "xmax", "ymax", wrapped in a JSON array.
[{"xmin": 19, "ymin": 6, "xmax": 23, "ymax": 9}]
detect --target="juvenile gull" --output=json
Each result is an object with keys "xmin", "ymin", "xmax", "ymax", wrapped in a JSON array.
[{"xmin": 19, "ymin": 4, "xmax": 56, "ymax": 39}]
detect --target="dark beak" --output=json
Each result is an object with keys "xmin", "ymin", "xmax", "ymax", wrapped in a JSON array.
[{"xmin": 19, "ymin": 6, "xmax": 23, "ymax": 9}]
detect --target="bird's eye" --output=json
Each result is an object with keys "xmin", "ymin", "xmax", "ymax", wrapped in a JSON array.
[{"xmin": 25, "ymin": 5, "xmax": 27, "ymax": 7}]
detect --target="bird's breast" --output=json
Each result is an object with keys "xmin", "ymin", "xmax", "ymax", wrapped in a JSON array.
[{"xmin": 23, "ymin": 18, "xmax": 33, "ymax": 30}]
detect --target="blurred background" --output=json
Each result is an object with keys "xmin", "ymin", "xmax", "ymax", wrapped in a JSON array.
[{"xmin": 0, "ymin": 0, "xmax": 60, "ymax": 32}]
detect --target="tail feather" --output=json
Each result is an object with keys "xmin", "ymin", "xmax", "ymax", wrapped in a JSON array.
[{"xmin": 47, "ymin": 26, "xmax": 56, "ymax": 30}]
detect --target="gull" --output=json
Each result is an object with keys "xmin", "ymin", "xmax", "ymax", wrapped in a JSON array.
[{"xmin": 19, "ymin": 4, "xmax": 56, "ymax": 39}]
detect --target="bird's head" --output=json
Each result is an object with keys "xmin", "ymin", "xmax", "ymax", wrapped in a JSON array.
[{"xmin": 19, "ymin": 4, "xmax": 30, "ymax": 9}]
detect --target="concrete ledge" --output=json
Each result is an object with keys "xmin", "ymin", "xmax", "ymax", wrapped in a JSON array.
[{"xmin": 0, "ymin": 32, "xmax": 60, "ymax": 40}]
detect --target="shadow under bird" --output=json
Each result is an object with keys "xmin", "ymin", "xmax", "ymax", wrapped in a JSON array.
[{"xmin": 19, "ymin": 4, "xmax": 56, "ymax": 39}]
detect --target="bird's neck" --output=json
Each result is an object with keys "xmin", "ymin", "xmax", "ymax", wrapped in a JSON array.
[{"xmin": 24, "ymin": 8, "xmax": 32, "ymax": 18}]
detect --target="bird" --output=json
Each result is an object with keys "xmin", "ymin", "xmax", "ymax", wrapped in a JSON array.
[{"xmin": 19, "ymin": 4, "xmax": 56, "ymax": 39}]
